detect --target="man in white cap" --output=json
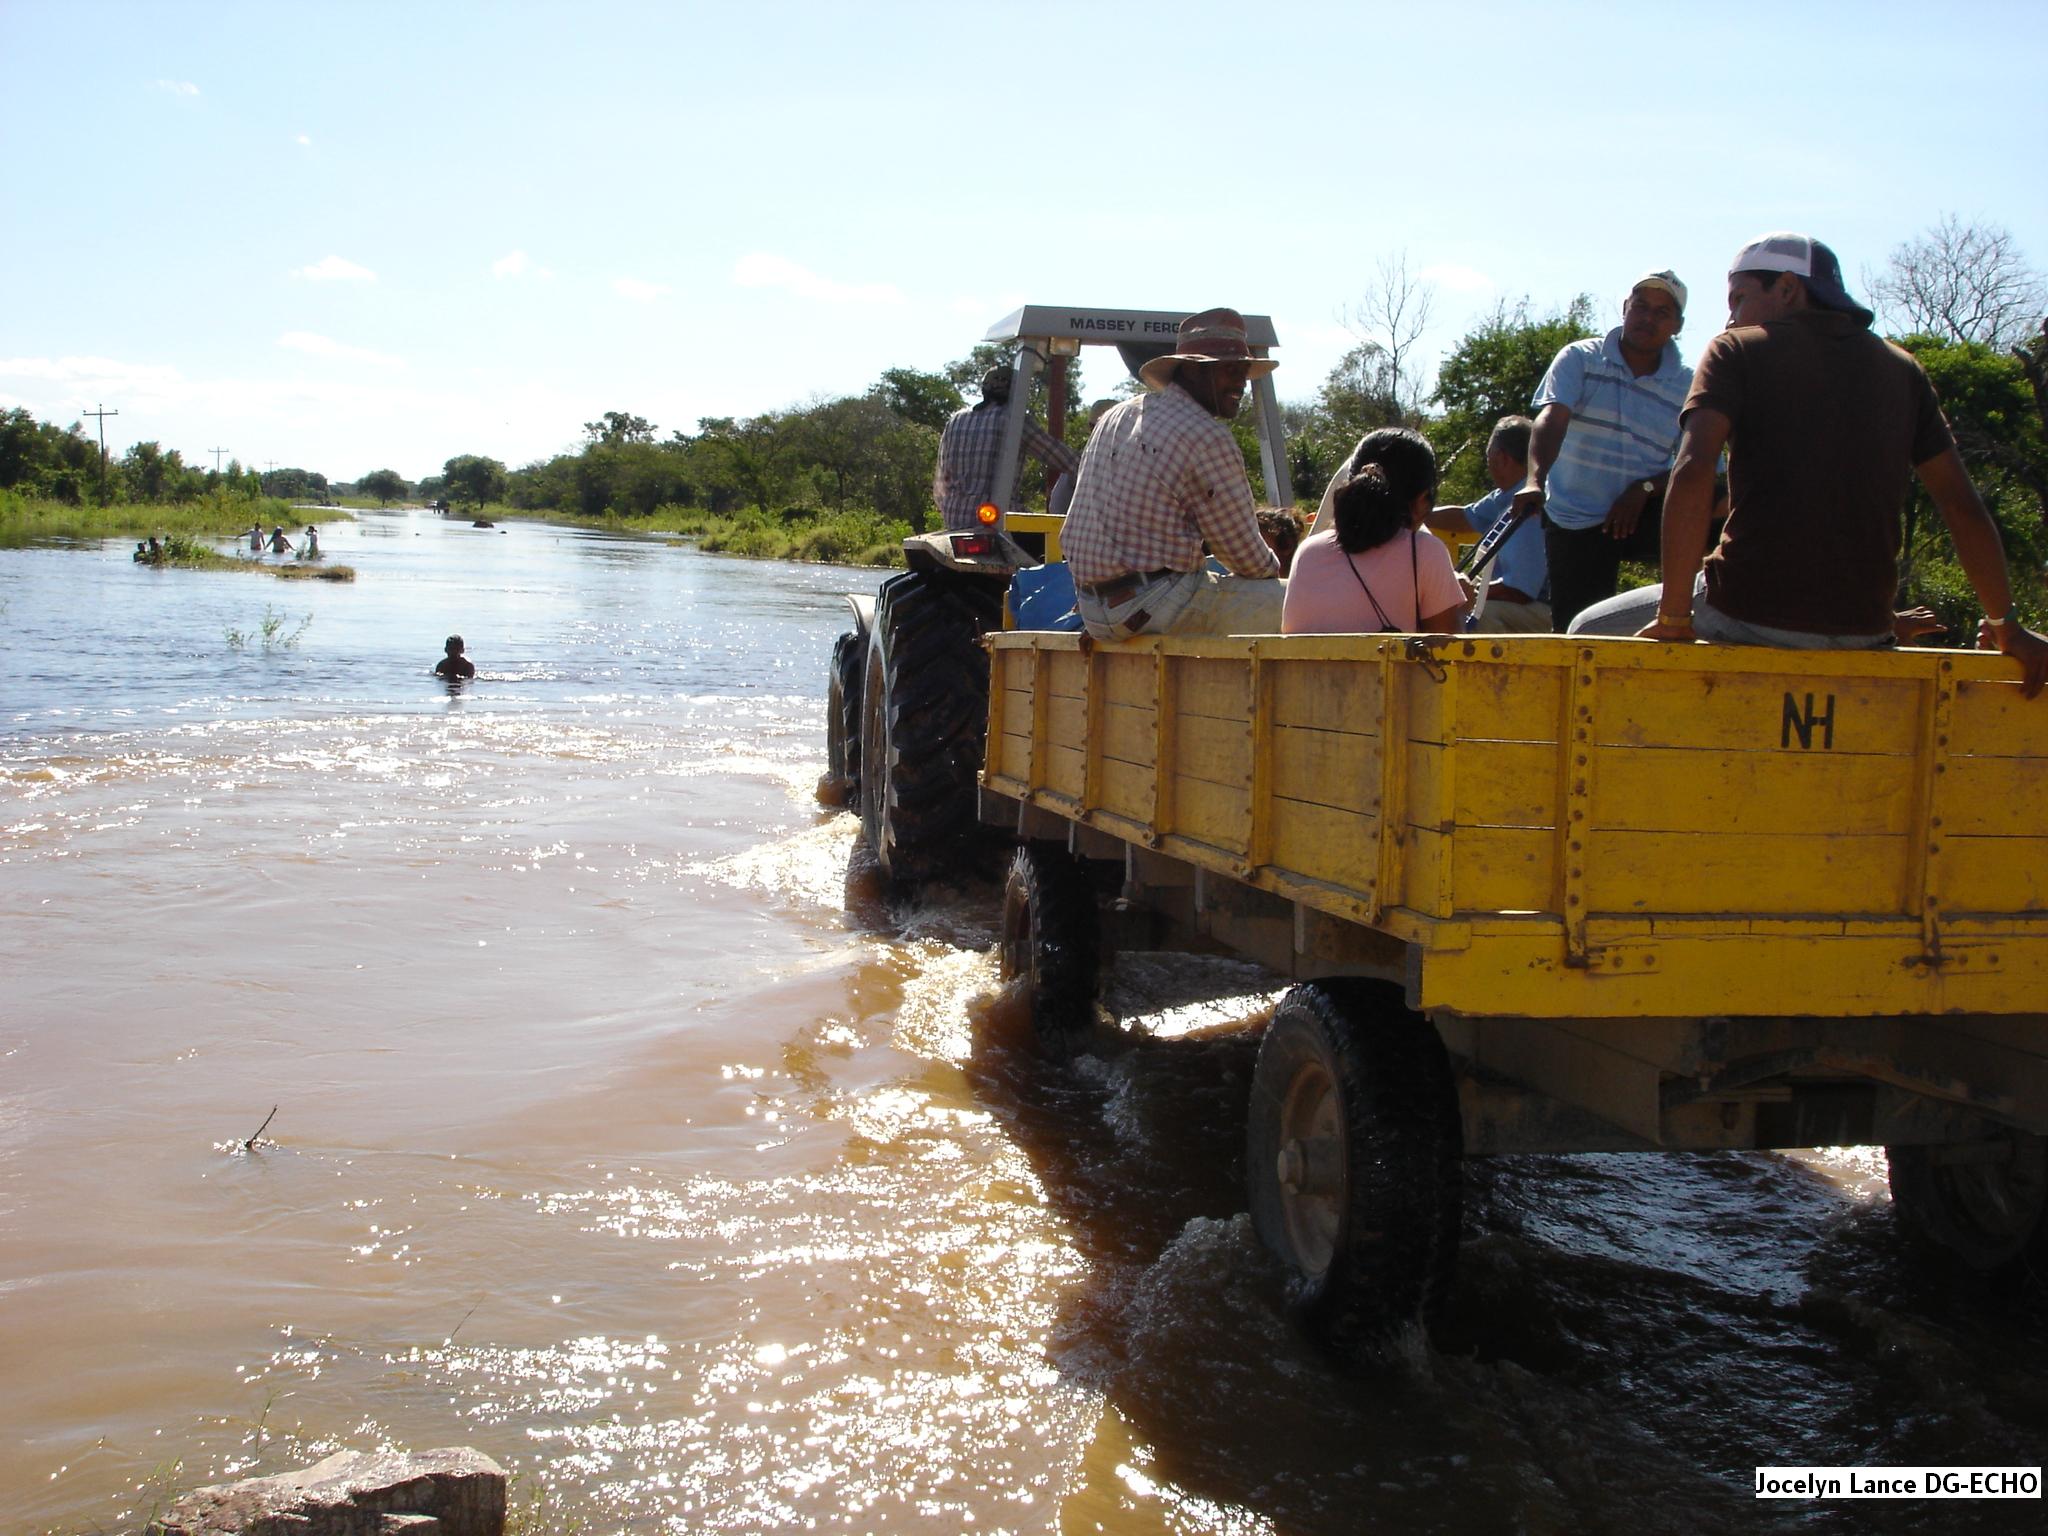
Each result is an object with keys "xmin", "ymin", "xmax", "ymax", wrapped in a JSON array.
[
  {"xmin": 1061, "ymin": 308, "xmax": 1283, "ymax": 640},
  {"xmin": 1636, "ymin": 233, "xmax": 2045, "ymax": 697},
  {"xmin": 932, "ymin": 364, "xmax": 1078, "ymax": 532},
  {"xmin": 1508, "ymin": 270, "xmax": 1692, "ymax": 630}
]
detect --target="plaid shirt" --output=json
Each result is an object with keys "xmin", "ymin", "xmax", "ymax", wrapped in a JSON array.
[
  {"xmin": 1060, "ymin": 384, "xmax": 1280, "ymax": 589},
  {"xmin": 932, "ymin": 401, "xmax": 1079, "ymax": 531}
]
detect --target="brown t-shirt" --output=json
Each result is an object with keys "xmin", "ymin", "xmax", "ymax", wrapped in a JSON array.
[{"xmin": 1691, "ymin": 309, "xmax": 1953, "ymax": 636}]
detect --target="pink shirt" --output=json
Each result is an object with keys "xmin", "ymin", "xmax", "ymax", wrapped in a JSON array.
[{"xmin": 1281, "ymin": 528, "xmax": 1463, "ymax": 634}]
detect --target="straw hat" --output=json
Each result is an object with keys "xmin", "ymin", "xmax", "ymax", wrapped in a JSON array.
[{"xmin": 1138, "ymin": 308, "xmax": 1279, "ymax": 390}]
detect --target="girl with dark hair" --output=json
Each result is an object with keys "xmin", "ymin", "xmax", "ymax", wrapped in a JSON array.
[{"xmin": 1282, "ymin": 428, "xmax": 1465, "ymax": 634}]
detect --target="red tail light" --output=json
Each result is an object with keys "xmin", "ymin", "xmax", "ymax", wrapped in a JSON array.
[{"xmin": 950, "ymin": 533, "xmax": 994, "ymax": 558}]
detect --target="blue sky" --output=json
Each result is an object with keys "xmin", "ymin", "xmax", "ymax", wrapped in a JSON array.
[{"xmin": 3, "ymin": 0, "xmax": 2045, "ymax": 483}]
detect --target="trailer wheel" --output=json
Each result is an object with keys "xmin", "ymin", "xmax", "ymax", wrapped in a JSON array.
[
  {"xmin": 857, "ymin": 568, "xmax": 1003, "ymax": 883},
  {"xmin": 1247, "ymin": 980, "xmax": 1462, "ymax": 1351},
  {"xmin": 1886, "ymin": 1134, "xmax": 2048, "ymax": 1276},
  {"xmin": 818, "ymin": 629, "xmax": 864, "ymax": 807},
  {"xmin": 998, "ymin": 843, "xmax": 1100, "ymax": 1055}
]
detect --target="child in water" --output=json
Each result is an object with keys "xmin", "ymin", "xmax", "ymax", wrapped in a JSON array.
[{"xmin": 433, "ymin": 635, "xmax": 476, "ymax": 680}]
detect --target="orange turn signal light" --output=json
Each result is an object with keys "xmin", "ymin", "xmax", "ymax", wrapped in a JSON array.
[{"xmin": 975, "ymin": 503, "xmax": 1000, "ymax": 526}]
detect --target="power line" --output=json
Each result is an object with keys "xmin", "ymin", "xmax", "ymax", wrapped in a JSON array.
[
  {"xmin": 208, "ymin": 447, "xmax": 229, "ymax": 473},
  {"xmin": 81, "ymin": 403, "xmax": 119, "ymax": 476}
]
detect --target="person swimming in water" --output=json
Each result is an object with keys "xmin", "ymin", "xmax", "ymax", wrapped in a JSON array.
[
  {"xmin": 301, "ymin": 525, "xmax": 320, "ymax": 557},
  {"xmin": 433, "ymin": 635, "xmax": 476, "ymax": 680},
  {"xmin": 268, "ymin": 526, "xmax": 293, "ymax": 554}
]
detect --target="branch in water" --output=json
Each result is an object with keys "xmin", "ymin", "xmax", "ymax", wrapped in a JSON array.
[{"xmin": 245, "ymin": 1105, "xmax": 278, "ymax": 1150}]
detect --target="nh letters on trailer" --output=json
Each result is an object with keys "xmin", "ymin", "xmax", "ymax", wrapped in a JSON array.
[{"xmin": 1782, "ymin": 690, "xmax": 1837, "ymax": 750}]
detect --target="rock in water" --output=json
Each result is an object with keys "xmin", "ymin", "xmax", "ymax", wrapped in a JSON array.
[{"xmin": 149, "ymin": 1447, "xmax": 506, "ymax": 1536}]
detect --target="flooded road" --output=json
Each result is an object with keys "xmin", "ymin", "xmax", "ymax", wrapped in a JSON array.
[{"xmin": 3, "ymin": 512, "xmax": 2042, "ymax": 1533}]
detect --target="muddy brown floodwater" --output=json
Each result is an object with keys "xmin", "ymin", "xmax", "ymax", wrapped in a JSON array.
[{"xmin": 2, "ymin": 512, "xmax": 2042, "ymax": 1534}]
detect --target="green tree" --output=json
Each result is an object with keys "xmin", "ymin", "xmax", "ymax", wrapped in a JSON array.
[
  {"xmin": 689, "ymin": 414, "xmax": 795, "ymax": 514},
  {"xmin": 1428, "ymin": 295, "xmax": 1597, "ymax": 501},
  {"xmin": 1905, "ymin": 335, "xmax": 2048, "ymax": 510},
  {"xmin": 121, "ymin": 441, "xmax": 170, "ymax": 500},
  {"xmin": 871, "ymin": 368, "xmax": 963, "ymax": 431},
  {"xmin": 788, "ymin": 395, "xmax": 937, "ymax": 525},
  {"xmin": 358, "ymin": 468, "xmax": 408, "ymax": 505},
  {"xmin": 1892, "ymin": 335, "xmax": 2047, "ymax": 628},
  {"xmin": 259, "ymin": 466, "xmax": 329, "ymax": 501},
  {"xmin": 441, "ymin": 454, "xmax": 508, "ymax": 511},
  {"xmin": 0, "ymin": 411, "xmax": 99, "ymax": 502},
  {"xmin": 582, "ymin": 411, "xmax": 656, "ymax": 446}
]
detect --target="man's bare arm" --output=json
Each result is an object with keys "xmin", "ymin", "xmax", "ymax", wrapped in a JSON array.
[
  {"xmin": 1919, "ymin": 446, "xmax": 2048, "ymax": 698},
  {"xmin": 1509, "ymin": 403, "xmax": 1571, "ymax": 521},
  {"xmin": 1634, "ymin": 407, "xmax": 1730, "ymax": 641}
]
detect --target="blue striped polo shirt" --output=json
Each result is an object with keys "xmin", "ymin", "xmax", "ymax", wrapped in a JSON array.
[{"xmin": 1531, "ymin": 328, "xmax": 1691, "ymax": 530}]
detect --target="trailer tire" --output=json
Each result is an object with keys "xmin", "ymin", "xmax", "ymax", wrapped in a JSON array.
[
  {"xmin": 998, "ymin": 843, "xmax": 1101, "ymax": 1055},
  {"xmin": 818, "ymin": 629, "xmax": 864, "ymax": 807},
  {"xmin": 1247, "ymin": 980, "xmax": 1462, "ymax": 1353},
  {"xmin": 1886, "ymin": 1134, "xmax": 2048, "ymax": 1277},
  {"xmin": 857, "ymin": 568, "xmax": 1003, "ymax": 883}
]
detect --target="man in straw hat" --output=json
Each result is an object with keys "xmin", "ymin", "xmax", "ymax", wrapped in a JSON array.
[
  {"xmin": 1510, "ymin": 269, "xmax": 1692, "ymax": 631},
  {"xmin": 1062, "ymin": 307, "xmax": 1283, "ymax": 641},
  {"xmin": 932, "ymin": 364, "xmax": 1078, "ymax": 532},
  {"xmin": 1633, "ymin": 232, "xmax": 2046, "ymax": 696}
]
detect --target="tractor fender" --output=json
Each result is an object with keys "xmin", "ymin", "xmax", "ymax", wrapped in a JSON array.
[{"xmin": 843, "ymin": 592, "xmax": 876, "ymax": 639}]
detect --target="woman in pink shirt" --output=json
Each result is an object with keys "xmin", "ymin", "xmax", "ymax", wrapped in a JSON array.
[{"xmin": 1283, "ymin": 428, "xmax": 1465, "ymax": 634}]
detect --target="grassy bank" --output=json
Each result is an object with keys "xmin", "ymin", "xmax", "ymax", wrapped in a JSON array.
[
  {"xmin": 485, "ymin": 502, "xmax": 911, "ymax": 566},
  {"xmin": 0, "ymin": 489, "xmax": 351, "ymax": 548}
]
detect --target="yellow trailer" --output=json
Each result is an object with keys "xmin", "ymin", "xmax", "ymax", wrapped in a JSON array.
[{"xmin": 979, "ymin": 630, "xmax": 2048, "ymax": 1350}]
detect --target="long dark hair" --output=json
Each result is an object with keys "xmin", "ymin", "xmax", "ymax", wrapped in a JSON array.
[{"xmin": 1332, "ymin": 428, "xmax": 1438, "ymax": 555}]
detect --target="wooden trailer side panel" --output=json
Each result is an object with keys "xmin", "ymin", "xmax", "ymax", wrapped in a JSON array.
[{"xmin": 983, "ymin": 632, "xmax": 2048, "ymax": 1020}]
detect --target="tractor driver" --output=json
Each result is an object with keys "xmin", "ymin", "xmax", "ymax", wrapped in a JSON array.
[
  {"xmin": 932, "ymin": 365, "xmax": 1078, "ymax": 532},
  {"xmin": 1062, "ymin": 308, "xmax": 1283, "ymax": 641}
]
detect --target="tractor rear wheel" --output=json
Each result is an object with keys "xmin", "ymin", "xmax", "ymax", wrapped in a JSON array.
[{"xmin": 857, "ymin": 568, "xmax": 1003, "ymax": 884}]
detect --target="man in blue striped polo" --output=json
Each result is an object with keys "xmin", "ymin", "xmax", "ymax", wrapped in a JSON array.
[{"xmin": 1509, "ymin": 271, "xmax": 1692, "ymax": 630}]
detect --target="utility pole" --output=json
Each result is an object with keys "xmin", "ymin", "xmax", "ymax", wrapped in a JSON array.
[
  {"xmin": 82, "ymin": 403, "xmax": 119, "ymax": 490},
  {"xmin": 209, "ymin": 447, "xmax": 229, "ymax": 474}
]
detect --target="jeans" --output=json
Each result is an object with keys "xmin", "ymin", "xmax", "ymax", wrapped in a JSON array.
[
  {"xmin": 1075, "ymin": 568, "xmax": 1284, "ymax": 642},
  {"xmin": 1567, "ymin": 575, "xmax": 1894, "ymax": 650}
]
